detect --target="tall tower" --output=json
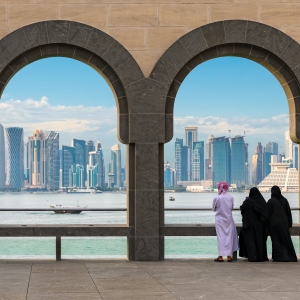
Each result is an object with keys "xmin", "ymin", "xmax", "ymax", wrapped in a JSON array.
[
  {"xmin": 230, "ymin": 136, "xmax": 246, "ymax": 186},
  {"xmin": 88, "ymin": 140, "xmax": 105, "ymax": 187},
  {"xmin": 174, "ymin": 138, "xmax": 183, "ymax": 181},
  {"xmin": 27, "ymin": 129, "xmax": 46, "ymax": 188},
  {"xmin": 256, "ymin": 142, "xmax": 263, "ymax": 184},
  {"xmin": 192, "ymin": 141, "xmax": 204, "ymax": 181},
  {"xmin": 110, "ymin": 144, "xmax": 122, "ymax": 188},
  {"xmin": 0, "ymin": 124, "xmax": 5, "ymax": 189},
  {"xmin": 211, "ymin": 136, "xmax": 231, "ymax": 186},
  {"xmin": 61, "ymin": 145, "xmax": 76, "ymax": 187},
  {"xmin": 185, "ymin": 126, "xmax": 198, "ymax": 180},
  {"xmin": 45, "ymin": 131, "xmax": 60, "ymax": 190},
  {"xmin": 5, "ymin": 127, "xmax": 24, "ymax": 189},
  {"xmin": 285, "ymin": 131, "xmax": 294, "ymax": 159},
  {"xmin": 71, "ymin": 139, "xmax": 87, "ymax": 183},
  {"xmin": 205, "ymin": 134, "xmax": 214, "ymax": 180},
  {"xmin": 252, "ymin": 154, "xmax": 259, "ymax": 185}
]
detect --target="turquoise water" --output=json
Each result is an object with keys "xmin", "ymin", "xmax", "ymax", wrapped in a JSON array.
[{"xmin": 0, "ymin": 192, "xmax": 299, "ymax": 259}]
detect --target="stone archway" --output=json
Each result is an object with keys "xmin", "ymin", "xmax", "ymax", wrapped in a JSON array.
[{"xmin": 151, "ymin": 20, "xmax": 300, "ymax": 144}]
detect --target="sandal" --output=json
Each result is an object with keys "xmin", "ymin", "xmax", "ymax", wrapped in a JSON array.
[
  {"xmin": 214, "ymin": 257, "xmax": 224, "ymax": 262},
  {"xmin": 227, "ymin": 257, "xmax": 233, "ymax": 262}
]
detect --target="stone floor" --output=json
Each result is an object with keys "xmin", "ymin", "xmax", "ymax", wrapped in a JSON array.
[{"xmin": 0, "ymin": 259, "xmax": 300, "ymax": 300}]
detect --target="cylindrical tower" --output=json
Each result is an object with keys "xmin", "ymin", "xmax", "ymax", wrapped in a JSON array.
[
  {"xmin": 0, "ymin": 124, "xmax": 5, "ymax": 189},
  {"xmin": 5, "ymin": 127, "xmax": 24, "ymax": 189}
]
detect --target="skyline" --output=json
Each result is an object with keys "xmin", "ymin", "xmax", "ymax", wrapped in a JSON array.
[{"xmin": 0, "ymin": 56, "xmax": 290, "ymax": 163}]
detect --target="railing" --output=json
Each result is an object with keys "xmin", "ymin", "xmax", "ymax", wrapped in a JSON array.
[{"xmin": 0, "ymin": 207, "xmax": 299, "ymax": 261}]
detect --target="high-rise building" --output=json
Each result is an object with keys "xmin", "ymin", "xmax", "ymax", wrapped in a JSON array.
[
  {"xmin": 45, "ymin": 131, "xmax": 60, "ymax": 190},
  {"xmin": 88, "ymin": 140, "xmax": 105, "ymax": 187},
  {"xmin": 71, "ymin": 139, "xmax": 87, "ymax": 184},
  {"xmin": 252, "ymin": 154, "xmax": 259, "ymax": 185},
  {"xmin": 230, "ymin": 136, "xmax": 246, "ymax": 186},
  {"xmin": 285, "ymin": 131, "xmax": 294, "ymax": 159},
  {"xmin": 205, "ymin": 134, "xmax": 214, "ymax": 180},
  {"xmin": 255, "ymin": 142, "xmax": 263, "ymax": 184},
  {"xmin": 5, "ymin": 127, "xmax": 24, "ymax": 189},
  {"xmin": 0, "ymin": 124, "xmax": 5, "ymax": 189},
  {"xmin": 27, "ymin": 130, "xmax": 46, "ymax": 188},
  {"xmin": 211, "ymin": 137, "xmax": 231, "ymax": 186},
  {"xmin": 87, "ymin": 164, "xmax": 98, "ymax": 188},
  {"xmin": 164, "ymin": 162, "xmax": 177, "ymax": 188},
  {"xmin": 185, "ymin": 126, "xmax": 198, "ymax": 179},
  {"xmin": 71, "ymin": 164, "xmax": 84, "ymax": 188},
  {"xmin": 110, "ymin": 144, "xmax": 122, "ymax": 188},
  {"xmin": 265, "ymin": 142, "xmax": 279, "ymax": 156},
  {"xmin": 181, "ymin": 145, "xmax": 190, "ymax": 181},
  {"xmin": 175, "ymin": 138, "xmax": 183, "ymax": 181},
  {"xmin": 192, "ymin": 141, "xmax": 204, "ymax": 181},
  {"xmin": 293, "ymin": 145, "xmax": 298, "ymax": 171},
  {"xmin": 263, "ymin": 151, "xmax": 272, "ymax": 179},
  {"xmin": 61, "ymin": 145, "xmax": 76, "ymax": 187},
  {"xmin": 86, "ymin": 140, "xmax": 95, "ymax": 165}
]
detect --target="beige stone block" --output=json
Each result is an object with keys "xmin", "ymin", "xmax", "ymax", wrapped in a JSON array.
[
  {"xmin": 159, "ymin": 4, "xmax": 208, "ymax": 30},
  {"xmin": 282, "ymin": 27, "xmax": 300, "ymax": 45},
  {"xmin": 35, "ymin": 0, "xmax": 82, "ymax": 3},
  {"xmin": 0, "ymin": 0, "xmax": 31, "ymax": 3},
  {"xmin": 147, "ymin": 27, "xmax": 186, "ymax": 50},
  {"xmin": 261, "ymin": 4, "xmax": 300, "ymax": 29},
  {"xmin": 108, "ymin": 27, "xmax": 146, "ymax": 50},
  {"xmin": 109, "ymin": 4, "xmax": 158, "ymax": 26},
  {"xmin": 130, "ymin": 50, "xmax": 164, "ymax": 77},
  {"xmin": 84, "ymin": 0, "xmax": 133, "ymax": 3},
  {"xmin": 60, "ymin": 4, "xmax": 108, "ymax": 31},
  {"xmin": 0, "ymin": 5, "xmax": 6, "ymax": 28},
  {"xmin": 0, "ymin": 28, "xmax": 9, "ymax": 39},
  {"xmin": 8, "ymin": 5, "xmax": 58, "ymax": 31},
  {"xmin": 210, "ymin": 4, "xmax": 258, "ymax": 22}
]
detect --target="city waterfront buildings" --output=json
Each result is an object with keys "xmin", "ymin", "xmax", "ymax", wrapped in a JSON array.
[
  {"xmin": 71, "ymin": 139, "xmax": 87, "ymax": 183},
  {"xmin": 192, "ymin": 141, "xmax": 204, "ymax": 181},
  {"xmin": 0, "ymin": 124, "xmax": 5, "ymax": 189},
  {"xmin": 175, "ymin": 138, "xmax": 183, "ymax": 182},
  {"xmin": 211, "ymin": 136, "xmax": 231, "ymax": 186},
  {"xmin": 5, "ymin": 127, "xmax": 24, "ymax": 189},
  {"xmin": 61, "ymin": 145, "xmax": 76, "ymax": 187},
  {"xmin": 230, "ymin": 136, "xmax": 246, "ymax": 186},
  {"xmin": 27, "ymin": 130, "xmax": 46, "ymax": 188},
  {"xmin": 164, "ymin": 162, "xmax": 177, "ymax": 188},
  {"xmin": 45, "ymin": 131, "xmax": 60, "ymax": 191},
  {"xmin": 88, "ymin": 140, "xmax": 105, "ymax": 188},
  {"xmin": 205, "ymin": 134, "xmax": 214, "ymax": 180},
  {"xmin": 109, "ymin": 144, "xmax": 122, "ymax": 188}
]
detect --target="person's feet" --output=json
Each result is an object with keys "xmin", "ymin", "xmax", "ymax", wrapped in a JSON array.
[
  {"xmin": 214, "ymin": 256, "xmax": 224, "ymax": 262},
  {"xmin": 227, "ymin": 256, "xmax": 233, "ymax": 262}
]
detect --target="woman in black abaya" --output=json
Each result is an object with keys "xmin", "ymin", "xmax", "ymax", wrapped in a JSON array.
[
  {"xmin": 239, "ymin": 187, "xmax": 269, "ymax": 262},
  {"xmin": 268, "ymin": 186, "xmax": 297, "ymax": 262}
]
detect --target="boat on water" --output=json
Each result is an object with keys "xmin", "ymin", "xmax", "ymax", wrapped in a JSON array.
[
  {"xmin": 169, "ymin": 196, "xmax": 175, "ymax": 201},
  {"xmin": 68, "ymin": 189, "xmax": 102, "ymax": 194},
  {"xmin": 49, "ymin": 204, "xmax": 88, "ymax": 214}
]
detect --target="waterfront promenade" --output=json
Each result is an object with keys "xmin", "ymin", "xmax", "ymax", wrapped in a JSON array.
[{"xmin": 0, "ymin": 259, "xmax": 299, "ymax": 299}]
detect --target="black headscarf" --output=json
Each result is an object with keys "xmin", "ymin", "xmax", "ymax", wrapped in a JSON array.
[
  {"xmin": 271, "ymin": 185, "xmax": 284, "ymax": 199},
  {"xmin": 248, "ymin": 187, "xmax": 268, "ymax": 221}
]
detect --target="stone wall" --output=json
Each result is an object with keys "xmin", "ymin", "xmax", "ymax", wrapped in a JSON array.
[{"xmin": 0, "ymin": 1, "xmax": 299, "ymax": 76}]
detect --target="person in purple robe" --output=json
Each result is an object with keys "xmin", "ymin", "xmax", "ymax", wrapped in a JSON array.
[{"xmin": 213, "ymin": 181, "xmax": 239, "ymax": 262}]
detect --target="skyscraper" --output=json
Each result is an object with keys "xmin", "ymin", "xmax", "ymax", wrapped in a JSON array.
[
  {"xmin": 181, "ymin": 145, "xmax": 190, "ymax": 181},
  {"xmin": 5, "ymin": 127, "xmax": 24, "ymax": 189},
  {"xmin": 0, "ymin": 124, "xmax": 5, "ymax": 189},
  {"xmin": 265, "ymin": 142, "xmax": 279, "ymax": 156},
  {"xmin": 175, "ymin": 138, "xmax": 183, "ymax": 181},
  {"xmin": 211, "ymin": 137, "xmax": 231, "ymax": 186},
  {"xmin": 252, "ymin": 154, "xmax": 259, "ymax": 185},
  {"xmin": 192, "ymin": 141, "xmax": 204, "ymax": 181},
  {"xmin": 263, "ymin": 151, "xmax": 272, "ymax": 179},
  {"xmin": 110, "ymin": 144, "xmax": 122, "ymax": 188},
  {"xmin": 185, "ymin": 126, "xmax": 198, "ymax": 179},
  {"xmin": 61, "ymin": 145, "xmax": 76, "ymax": 187},
  {"xmin": 164, "ymin": 162, "xmax": 177, "ymax": 188},
  {"xmin": 205, "ymin": 134, "xmax": 214, "ymax": 180},
  {"xmin": 71, "ymin": 139, "xmax": 87, "ymax": 184},
  {"xmin": 45, "ymin": 131, "xmax": 60, "ymax": 190},
  {"xmin": 230, "ymin": 136, "xmax": 246, "ymax": 186},
  {"xmin": 27, "ymin": 130, "xmax": 46, "ymax": 188},
  {"xmin": 285, "ymin": 131, "xmax": 293, "ymax": 159},
  {"xmin": 88, "ymin": 140, "xmax": 105, "ymax": 187},
  {"xmin": 256, "ymin": 142, "xmax": 263, "ymax": 184},
  {"xmin": 293, "ymin": 144, "xmax": 298, "ymax": 171}
]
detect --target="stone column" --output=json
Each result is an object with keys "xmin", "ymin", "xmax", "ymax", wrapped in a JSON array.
[{"xmin": 126, "ymin": 78, "xmax": 167, "ymax": 261}]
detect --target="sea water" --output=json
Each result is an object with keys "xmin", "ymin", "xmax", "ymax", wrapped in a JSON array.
[{"xmin": 0, "ymin": 192, "xmax": 298, "ymax": 259}]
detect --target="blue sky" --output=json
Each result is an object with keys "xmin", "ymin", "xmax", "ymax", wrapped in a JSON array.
[{"xmin": 0, "ymin": 56, "xmax": 289, "ymax": 164}]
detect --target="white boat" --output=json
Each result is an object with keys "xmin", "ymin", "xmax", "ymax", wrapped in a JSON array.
[
  {"xmin": 169, "ymin": 196, "xmax": 175, "ymax": 201},
  {"xmin": 69, "ymin": 189, "xmax": 102, "ymax": 194},
  {"xmin": 49, "ymin": 204, "xmax": 88, "ymax": 214}
]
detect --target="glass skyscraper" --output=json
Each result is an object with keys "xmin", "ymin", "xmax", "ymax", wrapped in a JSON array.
[
  {"xmin": 211, "ymin": 137, "xmax": 231, "ymax": 186},
  {"xmin": 5, "ymin": 127, "xmax": 24, "ymax": 189},
  {"xmin": 175, "ymin": 138, "xmax": 183, "ymax": 181},
  {"xmin": 110, "ymin": 144, "xmax": 122, "ymax": 188},
  {"xmin": 72, "ymin": 139, "xmax": 87, "ymax": 183},
  {"xmin": 88, "ymin": 140, "xmax": 105, "ymax": 188},
  {"xmin": 61, "ymin": 145, "xmax": 76, "ymax": 187},
  {"xmin": 192, "ymin": 141, "xmax": 204, "ymax": 181},
  {"xmin": 0, "ymin": 124, "xmax": 5, "ymax": 189},
  {"xmin": 230, "ymin": 136, "xmax": 246, "ymax": 186}
]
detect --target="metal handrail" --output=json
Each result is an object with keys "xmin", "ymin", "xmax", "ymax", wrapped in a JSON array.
[{"xmin": 0, "ymin": 207, "xmax": 299, "ymax": 211}]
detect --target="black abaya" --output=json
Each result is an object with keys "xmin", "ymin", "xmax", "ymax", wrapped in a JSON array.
[
  {"xmin": 239, "ymin": 188, "xmax": 269, "ymax": 262},
  {"xmin": 268, "ymin": 186, "xmax": 297, "ymax": 262}
]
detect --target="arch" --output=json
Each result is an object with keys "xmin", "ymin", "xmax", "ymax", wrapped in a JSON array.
[
  {"xmin": 0, "ymin": 20, "xmax": 145, "ymax": 144},
  {"xmin": 150, "ymin": 20, "xmax": 300, "ymax": 144}
]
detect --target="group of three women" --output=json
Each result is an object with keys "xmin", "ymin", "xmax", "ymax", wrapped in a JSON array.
[{"xmin": 213, "ymin": 182, "xmax": 297, "ymax": 262}]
